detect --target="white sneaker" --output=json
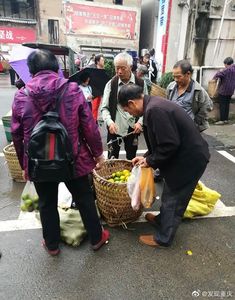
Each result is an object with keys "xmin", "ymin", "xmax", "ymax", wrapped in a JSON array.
[{"xmin": 215, "ymin": 121, "xmax": 225, "ymax": 125}]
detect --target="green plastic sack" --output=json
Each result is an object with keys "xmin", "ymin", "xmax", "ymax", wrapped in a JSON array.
[
  {"xmin": 184, "ymin": 181, "xmax": 221, "ymax": 218},
  {"xmin": 58, "ymin": 207, "xmax": 87, "ymax": 247}
]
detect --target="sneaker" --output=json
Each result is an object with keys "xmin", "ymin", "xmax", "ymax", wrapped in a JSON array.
[
  {"xmin": 224, "ymin": 120, "xmax": 229, "ymax": 124},
  {"xmin": 215, "ymin": 121, "xmax": 225, "ymax": 125},
  {"xmin": 92, "ymin": 229, "xmax": 110, "ymax": 251},
  {"xmin": 41, "ymin": 240, "xmax": 60, "ymax": 256}
]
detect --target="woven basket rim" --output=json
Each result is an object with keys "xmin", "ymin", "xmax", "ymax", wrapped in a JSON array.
[
  {"xmin": 3, "ymin": 144, "xmax": 16, "ymax": 154},
  {"xmin": 93, "ymin": 159, "xmax": 132, "ymax": 184}
]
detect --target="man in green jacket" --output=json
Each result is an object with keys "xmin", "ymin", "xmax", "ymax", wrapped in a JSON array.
[{"xmin": 166, "ymin": 60, "xmax": 213, "ymax": 132}]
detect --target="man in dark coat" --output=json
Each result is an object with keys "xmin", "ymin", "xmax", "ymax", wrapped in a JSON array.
[{"xmin": 118, "ymin": 84, "xmax": 210, "ymax": 247}]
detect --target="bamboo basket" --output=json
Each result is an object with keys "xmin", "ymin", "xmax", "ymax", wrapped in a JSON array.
[
  {"xmin": 93, "ymin": 159, "xmax": 142, "ymax": 226},
  {"xmin": 3, "ymin": 144, "xmax": 25, "ymax": 182},
  {"xmin": 150, "ymin": 83, "xmax": 167, "ymax": 98},
  {"xmin": 208, "ymin": 80, "xmax": 219, "ymax": 98}
]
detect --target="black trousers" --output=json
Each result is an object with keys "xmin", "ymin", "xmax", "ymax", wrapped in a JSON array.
[
  {"xmin": 155, "ymin": 164, "xmax": 207, "ymax": 247},
  {"xmin": 9, "ymin": 68, "xmax": 16, "ymax": 85},
  {"xmin": 218, "ymin": 94, "xmax": 231, "ymax": 121},
  {"xmin": 107, "ymin": 127, "xmax": 138, "ymax": 160},
  {"xmin": 34, "ymin": 176, "xmax": 102, "ymax": 250}
]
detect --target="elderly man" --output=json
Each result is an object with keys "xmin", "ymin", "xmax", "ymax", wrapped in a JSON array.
[
  {"xmin": 167, "ymin": 60, "xmax": 213, "ymax": 132},
  {"xmin": 118, "ymin": 84, "xmax": 210, "ymax": 247},
  {"xmin": 101, "ymin": 52, "xmax": 148, "ymax": 160}
]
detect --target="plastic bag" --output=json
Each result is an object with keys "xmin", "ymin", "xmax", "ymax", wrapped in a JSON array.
[
  {"xmin": 184, "ymin": 181, "xmax": 221, "ymax": 218},
  {"xmin": 127, "ymin": 166, "xmax": 141, "ymax": 211},
  {"xmin": 20, "ymin": 181, "xmax": 39, "ymax": 212},
  {"xmin": 140, "ymin": 167, "xmax": 156, "ymax": 208},
  {"xmin": 127, "ymin": 166, "xmax": 156, "ymax": 210},
  {"xmin": 58, "ymin": 207, "xmax": 87, "ymax": 247},
  {"xmin": 58, "ymin": 183, "xmax": 72, "ymax": 209}
]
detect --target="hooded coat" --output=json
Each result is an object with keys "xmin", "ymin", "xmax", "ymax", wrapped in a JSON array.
[{"xmin": 11, "ymin": 70, "xmax": 103, "ymax": 179}]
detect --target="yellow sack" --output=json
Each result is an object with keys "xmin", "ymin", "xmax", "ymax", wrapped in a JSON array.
[
  {"xmin": 140, "ymin": 167, "xmax": 156, "ymax": 208},
  {"xmin": 184, "ymin": 181, "xmax": 221, "ymax": 218}
]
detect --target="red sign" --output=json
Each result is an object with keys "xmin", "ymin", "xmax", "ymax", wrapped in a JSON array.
[
  {"xmin": 0, "ymin": 27, "xmax": 36, "ymax": 44},
  {"xmin": 65, "ymin": 3, "xmax": 137, "ymax": 40}
]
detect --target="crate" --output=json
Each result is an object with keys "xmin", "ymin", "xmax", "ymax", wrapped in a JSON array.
[{"xmin": 2, "ymin": 110, "xmax": 12, "ymax": 142}]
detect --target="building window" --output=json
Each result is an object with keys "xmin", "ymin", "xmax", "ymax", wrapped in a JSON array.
[
  {"xmin": 0, "ymin": 0, "xmax": 36, "ymax": 19},
  {"xmin": 48, "ymin": 19, "xmax": 59, "ymax": 44},
  {"xmin": 113, "ymin": 0, "xmax": 123, "ymax": 4}
]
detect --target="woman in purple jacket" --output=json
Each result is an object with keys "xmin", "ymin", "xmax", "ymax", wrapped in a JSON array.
[{"xmin": 11, "ymin": 50, "xmax": 110, "ymax": 255}]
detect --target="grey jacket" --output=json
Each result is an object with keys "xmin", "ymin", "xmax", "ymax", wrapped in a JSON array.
[{"xmin": 166, "ymin": 80, "xmax": 213, "ymax": 132}]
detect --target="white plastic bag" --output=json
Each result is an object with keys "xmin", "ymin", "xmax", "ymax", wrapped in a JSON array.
[
  {"xmin": 58, "ymin": 183, "xmax": 72, "ymax": 209},
  {"xmin": 20, "ymin": 181, "xmax": 39, "ymax": 212},
  {"xmin": 127, "ymin": 166, "xmax": 141, "ymax": 211}
]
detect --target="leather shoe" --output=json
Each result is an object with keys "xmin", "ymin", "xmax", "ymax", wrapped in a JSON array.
[
  {"xmin": 92, "ymin": 229, "xmax": 110, "ymax": 251},
  {"xmin": 139, "ymin": 235, "xmax": 160, "ymax": 247},
  {"xmin": 145, "ymin": 213, "xmax": 161, "ymax": 227}
]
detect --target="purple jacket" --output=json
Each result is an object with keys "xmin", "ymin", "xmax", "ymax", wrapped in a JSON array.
[
  {"xmin": 213, "ymin": 64, "xmax": 235, "ymax": 96},
  {"xmin": 11, "ymin": 70, "xmax": 103, "ymax": 179}
]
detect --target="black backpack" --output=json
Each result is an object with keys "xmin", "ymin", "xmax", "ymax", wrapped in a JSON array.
[{"xmin": 26, "ymin": 86, "xmax": 74, "ymax": 182}]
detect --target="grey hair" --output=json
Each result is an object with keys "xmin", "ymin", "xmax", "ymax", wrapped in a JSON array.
[
  {"xmin": 137, "ymin": 64, "xmax": 148, "ymax": 75},
  {"xmin": 114, "ymin": 52, "xmax": 133, "ymax": 67}
]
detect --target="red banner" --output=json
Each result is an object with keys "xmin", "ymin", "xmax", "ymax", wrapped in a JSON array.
[
  {"xmin": 65, "ymin": 3, "xmax": 136, "ymax": 40},
  {"xmin": 0, "ymin": 27, "xmax": 36, "ymax": 44}
]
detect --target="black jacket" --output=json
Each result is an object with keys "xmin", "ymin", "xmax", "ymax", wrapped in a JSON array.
[{"xmin": 143, "ymin": 95, "xmax": 210, "ymax": 190}]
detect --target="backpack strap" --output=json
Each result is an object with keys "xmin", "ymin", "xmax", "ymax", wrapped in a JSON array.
[
  {"xmin": 55, "ymin": 84, "xmax": 68, "ymax": 113},
  {"xmin": 23, "ymin": 84, "xmax": 68, "ymax": 113}
]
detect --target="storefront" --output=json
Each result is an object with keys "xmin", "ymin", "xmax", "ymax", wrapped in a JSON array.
[{"xmin": 0, "ymin": 26, "xmax": 36, "ymax": 44}]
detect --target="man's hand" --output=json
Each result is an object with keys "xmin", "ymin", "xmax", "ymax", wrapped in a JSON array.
[
  {"xmin": 139, "ymin": 158, "xmax": 149, "ymax": 168},
  {"xmin": 132, "ymin": 156, "xmax": 144, "ymax": 166},
  {"xmin": 133, "ymin": 122, "xmax": 142, "ymax": 134},
  {"xmin": 95, "ymin": 155, "xmax": 105, "ymax": 170},
  {"xmin": 132, "ymin": 156, "xmax": 149, "ymax": 167},
  {"xmin": 108, "ymin": 122, "xmax": 118, "ymax": 134}
]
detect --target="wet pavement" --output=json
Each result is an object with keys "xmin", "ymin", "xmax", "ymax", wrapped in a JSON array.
[{"xmin": 0, "ymin": 74, "xmax": 234, "ymax": 300}]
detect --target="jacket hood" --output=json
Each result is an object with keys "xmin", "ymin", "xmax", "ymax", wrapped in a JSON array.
[{"xmin": 25, "ymin": 70, "xmax": 68, "ymax": 113}]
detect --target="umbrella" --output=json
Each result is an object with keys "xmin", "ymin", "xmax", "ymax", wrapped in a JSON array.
[
  {"xmin": 69, "ymin": 68, "xmax": 110, "ymax": 97},
  {"xmin": 9, "ymin": 45, "xmax": 64, "ymax": 84},
  {"xmin": 9, "ymin": 45, "xmax": 35, "ymax": 84}
]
